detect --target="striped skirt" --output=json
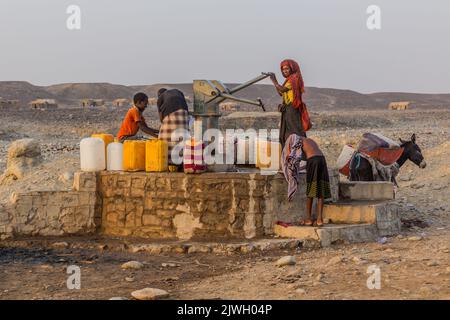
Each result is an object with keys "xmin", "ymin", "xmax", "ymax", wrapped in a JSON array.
[
  {"xmin": 158, "ymin": 109, "xmax": 189, "ymax": 164},
  {"xmin": 306, "ymin": 155, "xmax": 331, "ymax": 199}
]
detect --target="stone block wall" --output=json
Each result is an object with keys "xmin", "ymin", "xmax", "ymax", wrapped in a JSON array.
[
  {"xmin": 99, "ymin": 172, "xmax": 267, "ymax": 239},
  {"xmin": 98, "ymin": 169, "xmax": 339, "ymax": 240},
  {"xmin": 0, "ymin": 169, "xmax": 338, "ymax": 240},
  {"xmin": 0, "ymin": 190, "xmax": 101, "ymax": 238}
]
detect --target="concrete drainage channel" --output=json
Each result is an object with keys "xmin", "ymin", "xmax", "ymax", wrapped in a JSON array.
[
  {"xmin": 127, "ymin": 238, "xmax": 308, "ymax": 255},
  {"xmin": 0, "ymin": 237, "xmax": 311, "ymax": 256}
]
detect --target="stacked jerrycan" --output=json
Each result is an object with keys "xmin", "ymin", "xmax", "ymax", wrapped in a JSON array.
[
  {"xmin": 81, "ymin": 135, "xmax": 169, "ymax": 172},
  {"xmin": 90, "ymin": 134, "xmax": 124, "ymax": 171},
  {"xmin": 91, "ymin": 134, "xmax": 114, "ymax": 153}
]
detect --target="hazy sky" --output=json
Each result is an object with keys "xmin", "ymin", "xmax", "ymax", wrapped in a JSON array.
[{"xmin": 1, "ymin": 0, "xmax": 449, "ymax": 93}]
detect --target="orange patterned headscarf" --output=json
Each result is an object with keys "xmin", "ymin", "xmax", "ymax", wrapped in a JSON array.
[{"xmin": 281, "ymin": 59, "xmax": 305, "ymax": 108}]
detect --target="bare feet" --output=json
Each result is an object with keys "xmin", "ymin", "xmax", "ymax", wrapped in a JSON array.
[
  {"xmin": 314, "ymin": 219, "xmax": 324, "ymax": 227},
  {"xmin": 299, "ymin": 219, "xmax": 313, "ymax": 226}
]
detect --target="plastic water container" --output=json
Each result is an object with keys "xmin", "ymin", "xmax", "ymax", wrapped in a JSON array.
[
  {"xmin": 123, "ymin": 140, "xmax": 146, "ymax": 171},
  {"xmin": 145, "ymin": 139, "xmax": 168, "ymax": 172},
  {"xmin": 80, "ymin": 137, "xmax": 106, "ymax": 172},
  {"xmin": 236, "ymin": 136, "xmax": 256, "ymax": 165},
  {"xmin": 337, "ymin": 144, "xmax": 356, "ymax": 177},
  {"xmin": 107, "ymin": 142, "xmax": 123, "ymax": 171},
  {"xmin": 218, "ymin": 133, "xmax": 236, "ymax": 165},
  {"xmin": 183, "ymin": 138, "xmax": 207, "ymax": 173},
  {"xmin": 91, "ymin": 134, "xmax": 114, "ymax": 161},
  {"xmin": 256, "ymin": 140, "xmax": 281, "ymax": 170},
  {"xmin": 91, "ymin": 134, "xmax": 114, "ymax": 149}
]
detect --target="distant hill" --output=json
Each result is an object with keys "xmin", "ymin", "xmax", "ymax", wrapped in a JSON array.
[
  {"xmin": 45, "ymin": 83, "xmax": 135, "ymax": 103},
  {"xmin": 0, "ymin": 81, "xmax": 57, "ymax": 105},
  {"xmin": 1, "ymin": 81, "xmax": 450, "ymax": 110}
]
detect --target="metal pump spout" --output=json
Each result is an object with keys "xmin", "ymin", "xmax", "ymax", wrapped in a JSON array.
[{"xmin": 192, "ymin": 73, "xmax": 270, "ymax": 140}]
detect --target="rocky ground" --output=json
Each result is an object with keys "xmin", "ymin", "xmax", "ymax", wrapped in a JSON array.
[{"xmin": 0, "ymin": 106, "xmax": 449, "ymax": 300}]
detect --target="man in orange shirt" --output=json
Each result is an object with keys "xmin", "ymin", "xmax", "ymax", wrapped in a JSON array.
[{"xmin": 117, "ymin": 92, "xmax": 159, "ymax": 142}]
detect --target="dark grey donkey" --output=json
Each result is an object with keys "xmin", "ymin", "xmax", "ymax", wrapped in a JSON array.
[{"xmin": 349, "ymin": 133, "xmax": 426, "ymax": 182}]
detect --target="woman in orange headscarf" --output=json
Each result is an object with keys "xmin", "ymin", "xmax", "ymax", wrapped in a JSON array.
[{"xmin": 269, "ymin": 59, "xmax": 309, "ymax": 148}]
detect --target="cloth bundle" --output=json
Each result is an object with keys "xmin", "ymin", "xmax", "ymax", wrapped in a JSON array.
[
  {"xmin": 183, "ymin": 138, "xmax": 207, "ymax": 173},
  {"xmin": 357, "ymin": 133, "xmax": 403, "ymax": 165},
  {"xmin": 281, "ymin": 134, "xmax": 304, "ymax": 201}
]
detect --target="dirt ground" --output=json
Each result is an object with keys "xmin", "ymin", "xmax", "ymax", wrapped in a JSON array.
[{"xmin": 0, "ymin": 106, "xmax": 449, "ymax": 300}]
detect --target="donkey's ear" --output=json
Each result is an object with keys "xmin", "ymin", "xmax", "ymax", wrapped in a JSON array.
[
  {"xmin": 399, "ymin": 138, "xmax": 405, "ymax": 144},
  {"xmin": 411, "ymin": 133, "xmax": 416, "ymax": 143}
]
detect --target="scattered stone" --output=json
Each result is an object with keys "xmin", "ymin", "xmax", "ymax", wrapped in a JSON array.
[
  {"xmin": 399, "ymin": 175, "xmax": 412, "ymax": 182},
  {"xmin": 327, "ymin": 256, "xmax": 343, "ymax": 266},
  {"xmin": 109, "ymin": 297, "xmax": 129, "ymax": 300},
  {"xmin": 240, "ymin": 244, "xmax": 255, "ymax": 254},
  {"xmin": 352, "ymin": 256, "xmax": 362, "ymax": 264},
  {"xmin": 129, "ymin": 244, "xmax": 164, "ymax": 254},
  {"xmin": 295, "ymin": 288, "xmax": 307, "ymax": 295},
  {"xmin": 162, "ymin": 276, "xmax": 180, "ymax": 282},
  {"xmin": 1, "ymin": 234, "xmax": 13, "ymax": 240},
  {"xmin": 275, "ymin": 256, "xmax": 296, "ymax": 267},
  {"xmin": 125, "ymin": 277, "xmax": 135, "ymax": 282},
  {"xmin": 426, "ymin": 261, "xmax": 439, "ymax": 267},
  {"xmin": 131, "ymin": 288, "xmax": 169, "ymax": 300},
  {"xmin": 58, "ymin": 171, "xmax": 73, "ymax": 184},
  {"xmin": 98, "ymin": 244, "xmax": 108, "ymax": 251},
  {"xmin": 121, "ymin": 261, "xmax": 144, "ymax": 270},
  {"xmin": 446, "ymin": 267, "xmax": 450, "ymax": 275},
  {"xmin": 1, "ymin": 138, "xmax": 42, "ymax": 182},
  {"xmin": 407, "ymin": 236, "xmax": 422, "ymax": 241},
  {"xmin": 52, "ymin": 241, "xmax": 69, "ymax": 249},
  {"xmin": 377, "ymin": 237, "xmax": 388, "ymax": 245},
  {"xmin": 224, "ymin": 244, "xmax": 242, "ymax": 254},
  {"xmin": 419, "ymin": 286, "xmax": 433, "ymax": 295},
  {"xmin": 39, "ymin": 264, "xmax": 53, "ymax": 270},
  {"xmin": 161, "ymin": 263, "xmax": 179, "ymax": 268},
  {"xmin": 312, "ymin": 281, "xmax": 323, "ymax": 287},
  {"xmin": 187, "ymin": 245, "xmax": 211, "ymax": 254},
  {"xmin": 286, "ymin": 269, "xmax": 302, "ymax": 278}
]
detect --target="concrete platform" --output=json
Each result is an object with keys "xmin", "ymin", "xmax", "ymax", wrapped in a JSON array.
[
  {"xmin": 323, "ymin": 200, "xmax": 395, "ymax": 224},
  {"xmin": 322, "ymin": 200, "xmax": 400, "ymax": 237},
  {"xmin": 273, "ymin": 223, "xmax": 379, "ymax": 247},
  {"xmin": 339, "ymin": 181, "xmax": 395, "ymax": 201}
]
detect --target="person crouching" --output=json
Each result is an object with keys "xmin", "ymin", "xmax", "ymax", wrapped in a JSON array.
[{"xmin": 117, "ymin": 92, "xmax": 159, "ymax": 143}]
